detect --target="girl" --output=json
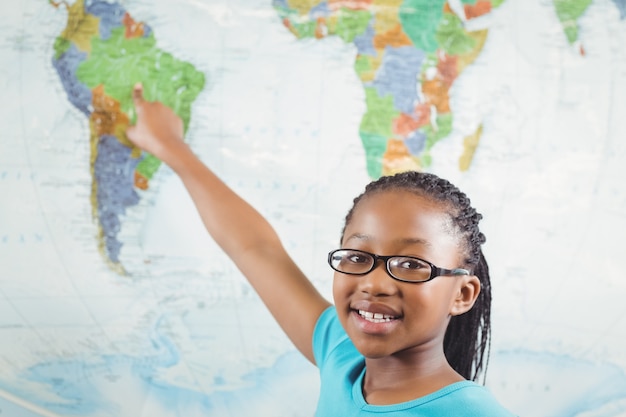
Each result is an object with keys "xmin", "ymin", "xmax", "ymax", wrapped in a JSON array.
[{"xmin": 126, "ymin": 84, "xmax": 515, "ymax": 416}]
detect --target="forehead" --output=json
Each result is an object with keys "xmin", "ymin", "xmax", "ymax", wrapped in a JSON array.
[{"xmin": 343, "ymin": 190, "xmax": 460, "ymax": 253}]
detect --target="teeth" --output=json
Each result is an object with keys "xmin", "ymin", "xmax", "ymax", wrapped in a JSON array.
[{"xmin": 358, "ymin": 310, "xmax": 396, "ymax": 323}]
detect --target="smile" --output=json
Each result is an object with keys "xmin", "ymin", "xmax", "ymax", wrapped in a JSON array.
[{"xmin": 358, "ymin": 310, "xmax": 398, "ymax": 323}]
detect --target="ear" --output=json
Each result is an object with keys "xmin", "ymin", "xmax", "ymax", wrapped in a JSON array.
[{"xmin": 450, "ymin": 275, "xmax": 481, "ymax": 316}]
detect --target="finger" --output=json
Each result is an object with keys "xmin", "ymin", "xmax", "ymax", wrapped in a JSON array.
[
  {"xmin": 126, "ymin": 125, "xmax": 137, "ymax": 141},
  {"xmin": 132, "ymin": 83, "xmax": 144, "ymax": 106}
]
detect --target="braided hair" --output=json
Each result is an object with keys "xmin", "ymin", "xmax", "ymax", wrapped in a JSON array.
[{"xmin": 341, "ymin": 171, "xmax": 491, "ymax": 383}]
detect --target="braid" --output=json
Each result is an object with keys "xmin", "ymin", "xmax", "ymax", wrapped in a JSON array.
[{"xmin": 341, "ymin": 171, "xmax": 492, "ymax": 382}]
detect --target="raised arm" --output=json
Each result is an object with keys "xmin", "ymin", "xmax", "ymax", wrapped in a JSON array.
[{"xmin": 126, "ymin": 84, "xmax": 330, "ymax": 363}]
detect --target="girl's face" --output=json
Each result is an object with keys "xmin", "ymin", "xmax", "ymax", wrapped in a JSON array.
[{"xmin": 332, "ymin": 190, "xmax": 479, "ymax": 360}]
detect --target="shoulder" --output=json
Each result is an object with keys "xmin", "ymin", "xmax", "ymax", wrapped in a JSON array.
[
  {"xmin": 312, "ymin": 306, "xmax": 354, "ymax": 367},
  {"xmin": 428, "ymin": 381, "xmax": 516, "ymax": 417}
]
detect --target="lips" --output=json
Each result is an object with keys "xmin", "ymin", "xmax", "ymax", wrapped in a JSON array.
[
  {"xmin": 350, "ymin": 300, "xmax": 402, "ymax": 325},
  {"xmin": 358, "ymin": 310, "xmax": 398, "ymax": 323},
  {"xmin": 349, "ymin": 305, "xmax": 402, "ymax": 335}
]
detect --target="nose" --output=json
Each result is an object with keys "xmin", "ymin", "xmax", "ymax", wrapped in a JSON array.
[{"xmin": 358, "ymin": 260, "xmax": 398, "ymax": 297}]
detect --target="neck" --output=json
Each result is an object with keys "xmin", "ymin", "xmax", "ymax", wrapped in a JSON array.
[{"xmin": 362, "ymin": 348, "xmax": 465, "ymax": 405}]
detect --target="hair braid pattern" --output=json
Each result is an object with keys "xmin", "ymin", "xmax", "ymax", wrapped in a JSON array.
[{"xmin": 341, "ymin": 171, "xmax": 491, "ymax": 383}]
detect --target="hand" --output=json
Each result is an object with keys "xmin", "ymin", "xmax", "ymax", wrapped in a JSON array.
[{"xmin": 126, "ymin": 83, "xmax": 185, "ymax": 161}]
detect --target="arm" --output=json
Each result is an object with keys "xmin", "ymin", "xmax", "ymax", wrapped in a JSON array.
[{"xmin": 126, "ymin": 84, "xmax": 331, "ymax": 363}]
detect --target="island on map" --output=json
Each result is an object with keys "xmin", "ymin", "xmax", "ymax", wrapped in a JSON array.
[
  {"xmin": 273, "ymin": 0, "xmax": 505, "ymax": 178},
  {"xmin": 50, "ymin": 0, "xmax": 205, "ymax": 274},
  {"xmin": 553, "ymin": 0, "xmax": 625, "ymax": 55}
]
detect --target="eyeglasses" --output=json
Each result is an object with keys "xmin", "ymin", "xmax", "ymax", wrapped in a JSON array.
[{"xmin": 327, "ymin": 249, "xmax": 470, "ymax": 283}]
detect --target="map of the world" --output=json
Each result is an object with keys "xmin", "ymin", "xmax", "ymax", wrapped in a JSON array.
[{"xmin": 1, "ymin": 0, "xmax": 626, "ymax": 416}]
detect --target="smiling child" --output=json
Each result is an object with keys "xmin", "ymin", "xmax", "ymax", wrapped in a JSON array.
[{"xmin": 126, "ymin": 84, "xmax": 515, "ymax": 416}]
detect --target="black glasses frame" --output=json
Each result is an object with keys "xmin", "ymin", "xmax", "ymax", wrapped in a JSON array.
[{"xmin": 327, "ymin": 248, "xmax": 470, "ymax": 283}]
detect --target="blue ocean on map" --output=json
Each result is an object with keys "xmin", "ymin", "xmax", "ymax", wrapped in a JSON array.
[
  {"xmin": 2, "ymin": 348, "xmax": 626, "ymax": 416},
  {"xmin": 2, "ymin": 349, "xmax": 318, "ymax": 416}
]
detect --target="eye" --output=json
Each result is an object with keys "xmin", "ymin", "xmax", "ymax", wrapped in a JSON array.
[
  {"xmin": 347, "ymin": 254, "xmax": 369, "ymax": 264},
  {"xmin": 393, "ymin": 257, "xmax": 428, "ymax": 270},
  {"xmin": 330, "ymin": 250, "xmax": 373, "ymax": 274}
]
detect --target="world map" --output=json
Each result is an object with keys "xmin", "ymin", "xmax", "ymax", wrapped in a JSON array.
[{"xmin": 1, "ymin": 0, "xmax": 626, "ymax": 416}]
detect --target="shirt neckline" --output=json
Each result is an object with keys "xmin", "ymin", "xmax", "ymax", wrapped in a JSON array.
[{"xmin": 352, "ymin": 366, "xmax": 477, "ymax": 412}]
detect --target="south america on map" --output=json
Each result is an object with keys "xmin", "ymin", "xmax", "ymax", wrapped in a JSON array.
[{"xmin": 51, "ymin": 0, "xmax": 205, "ymax": 273}]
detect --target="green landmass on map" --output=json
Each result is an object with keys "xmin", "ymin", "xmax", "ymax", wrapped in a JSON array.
[
  {"xmin": 553, "ymin": 0, "xmax": 593, "ymax": 44},
  {"xmin": 76, "ymin": 26, "xmax": 205, "ymax": 178}
]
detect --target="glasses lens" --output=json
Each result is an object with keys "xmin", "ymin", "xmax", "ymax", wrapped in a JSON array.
[
  {"xmin": 330, "ymin": 250, "xmax": 374, "ymax": 274},
  {"xmin": 388, "ymin": 256, "xmax": 432, "ymax": 282}
]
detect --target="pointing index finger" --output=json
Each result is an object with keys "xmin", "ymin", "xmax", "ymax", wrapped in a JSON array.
[{"xmin": 132, "ymin": 83, "xmax": 144, "ymax": 105}]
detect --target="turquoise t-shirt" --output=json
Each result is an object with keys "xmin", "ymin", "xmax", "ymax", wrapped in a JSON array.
[{"xmin": 312, "ymin": 306, "xmax": 516, "ymax": 416}]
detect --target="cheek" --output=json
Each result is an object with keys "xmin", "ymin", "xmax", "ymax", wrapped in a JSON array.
[
  {"xmin": 409, "ymin": 282, "xmax": 459, "ymax": 315},
  {"xmin": 332, "ymin": 273, "xmax": 353, "ymax": 304},
  {"xmin": 331, "ymin": 274, "xmax": 343, "ymax": 302}
]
